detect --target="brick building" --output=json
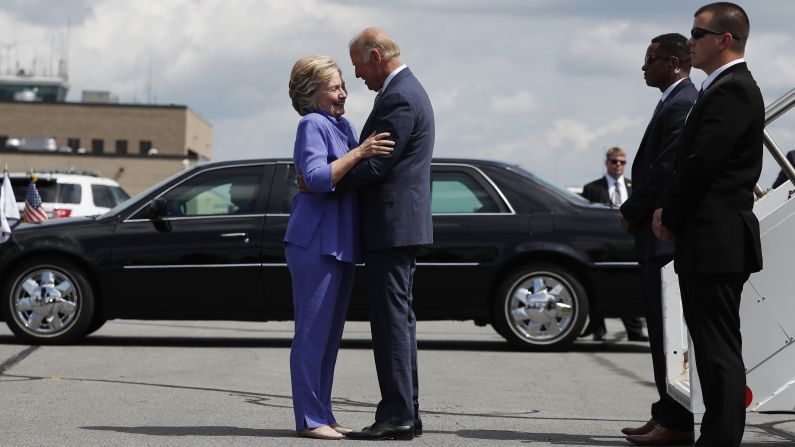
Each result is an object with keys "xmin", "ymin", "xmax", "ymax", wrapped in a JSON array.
[{"xmin": 0, "ymin": 101, "xmax": 213, "ymax": 194}]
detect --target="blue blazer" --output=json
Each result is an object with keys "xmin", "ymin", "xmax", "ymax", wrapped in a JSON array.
[
  {"xmin": 284, "ymin": 112, "xmax": 361, "ymax": 263},
  {"xmin": 335, "ymin": 68, "xmax": 435, "ymax": 250},
  {"xmin": 621, "ymin": 78, "xmax": 698, "ymax": 261}
]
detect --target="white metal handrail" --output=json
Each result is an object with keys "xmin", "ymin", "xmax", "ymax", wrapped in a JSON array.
[{"xmin": 758, "ymin": 87, "xmax": 795, "ymax": 197}]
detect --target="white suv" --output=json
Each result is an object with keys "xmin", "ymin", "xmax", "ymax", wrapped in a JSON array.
[{"xmin": 9, "ymin": 172, "xmax": 130, "ymax": 218}]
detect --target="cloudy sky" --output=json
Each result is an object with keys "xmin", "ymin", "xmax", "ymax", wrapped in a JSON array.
[{"xmin": 2, "ymin": 0, "xmax": 794, "ymax": 188}]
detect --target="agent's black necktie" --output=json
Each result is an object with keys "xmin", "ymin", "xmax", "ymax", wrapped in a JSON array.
[{"xmin": 653, "ymin": 99, "xmax": 664, "ymax": 116}]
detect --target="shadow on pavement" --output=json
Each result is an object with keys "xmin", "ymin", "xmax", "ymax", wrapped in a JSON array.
[
  {"xmin": 455, "ymin": 429, "xmax": 626, "ymax": 445},
  {"xmin": 454, "ymin": 429, "xmax": 795, "ymax": 446},
  {"xmin": 81, "ymin": 425, "xmax": 295, "ymax": 438},
  {"xmin": 0, "ymin": 334, "xmax": 650, "ymax": 353}
]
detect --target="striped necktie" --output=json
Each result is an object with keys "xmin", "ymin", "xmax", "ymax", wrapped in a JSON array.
[
  {"xmin": 611, "ymin": 186, "xmax": 622, "ymax": 207},
  {"xmin": 374, "ymin": 90, "xmax": 383, "ymax": 106}
]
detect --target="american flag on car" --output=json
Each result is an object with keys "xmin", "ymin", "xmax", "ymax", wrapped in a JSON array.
[{"xmin": 23, "ymin": 177, "xmax": 48, "ymax": 223}]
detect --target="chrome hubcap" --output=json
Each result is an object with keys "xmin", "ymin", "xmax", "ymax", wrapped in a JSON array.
[
  {"xmin": 508, "ymin": 272, "xmax": 576, "ymax": 343},
  {"xmin": 13, "ymin": 268, "xmax": 79, "ymax": 335}
]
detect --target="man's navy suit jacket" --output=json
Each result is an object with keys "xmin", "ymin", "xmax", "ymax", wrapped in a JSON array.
[
  {"xmin": 335, "ymin": 68, "xmax": 435, "ymax": 250},
  {"xmin": 621, "ymin": 78, "xmax": 697, "ymax": 261}
]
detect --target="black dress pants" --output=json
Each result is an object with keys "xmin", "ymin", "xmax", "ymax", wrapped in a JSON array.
[
  {"xmin": 642, "ymin": 257, "xmax": 693, "ymax": 431},
  {"xmin": 678, "ymin": 272, "xmax": 749, "ymax": 447}
]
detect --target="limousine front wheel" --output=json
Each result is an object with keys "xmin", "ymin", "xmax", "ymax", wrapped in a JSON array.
[
  {"xmin": 493, "ymin": 263, "xmax": 588, "ymax": 350},
  {"xmin": 2, "ymin": 257, "xmax": 96, "ymax": 344}
]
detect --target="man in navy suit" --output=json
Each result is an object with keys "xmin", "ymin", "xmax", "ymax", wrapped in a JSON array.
[
  {"xmin": 337, "ymin": 28, "xmax": 434, "ymax": 441},
  {"xmin": 653, "ymin": 3, "xmax": 763, "ymax": 445},
  {"xmin": 619, "ymin": 33, "xmax": 697, "ymax": 446}
]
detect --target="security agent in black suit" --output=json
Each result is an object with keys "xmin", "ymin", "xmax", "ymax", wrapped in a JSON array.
[
  {"xmin": 580, "ymin": 147, "xmax": 647, "ymax": 342},
  {"xmin": 619, "ymin": 33, "xmax": 697, "ymax": 445},
  {"xmin": 653, "ymin": 3, "xmax": 763, "ymax": 446}
]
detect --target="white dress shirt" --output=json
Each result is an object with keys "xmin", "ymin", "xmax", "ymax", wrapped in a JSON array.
[
  {"xmin": 379, "ymin": 64, "xmax": 407, "ymax": 94},
  {"xmin": 701, "ymin": 58, "xmax": 745, "ymax": 91},
  {"xmin": 606, "ymin": 174, "xmax": 628, "ymax": 205}
]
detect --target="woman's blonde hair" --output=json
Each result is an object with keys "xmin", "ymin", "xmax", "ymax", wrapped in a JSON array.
[{"xmin": 289, "ymin": 55, "xmax": 341, "ymax": 116}]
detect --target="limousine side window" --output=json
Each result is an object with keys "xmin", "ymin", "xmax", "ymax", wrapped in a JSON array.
[
  {"xmin": 431, "ymin": 172, "xmax": 500, "ymax": 214},
  {"xmin": 159, "ymin": 167, "xmax": 262, "ymax": 217}
]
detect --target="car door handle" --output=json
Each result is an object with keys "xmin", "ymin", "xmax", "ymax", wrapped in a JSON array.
[{"xmin": 220, "ymin": 232, "xmax": 250, "ymax": 243}]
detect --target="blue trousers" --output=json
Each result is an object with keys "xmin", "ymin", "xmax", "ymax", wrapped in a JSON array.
[{"xmin": 285, "ymin": 237, "xmax": 354, "ymax": 431}]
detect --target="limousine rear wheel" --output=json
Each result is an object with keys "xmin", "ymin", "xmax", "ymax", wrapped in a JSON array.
[
  {"xmin": 1, "ymin": 257, "xmax": 96, "ymax": 344},
  {"xmin": 493, "ymin": 263, "xmax": 588, "ymax": 350}
]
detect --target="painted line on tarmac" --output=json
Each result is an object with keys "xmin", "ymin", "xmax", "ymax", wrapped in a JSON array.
[
  {"xmin": 0, "ymin": 346, "xmax": 39, "ymax": 375},
  {"xmin": 749, "ymin": 419, "xmax": 795, "ymax": 442}
]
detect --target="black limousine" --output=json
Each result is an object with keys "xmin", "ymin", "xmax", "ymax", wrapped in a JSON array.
[{"xmin": 0, "ymin": 158, "xmax": 642, "ymax": 349}]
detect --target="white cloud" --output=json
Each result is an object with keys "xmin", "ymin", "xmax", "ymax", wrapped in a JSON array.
[
  {"xmin": 559, "ymin": 20, "xmax": 652, "ymax": 77},
  {"xmin": 432, "ymin": 88, "xmax": 461, "ymax": 111},
  {"xmin": 546, "ymin": 116, "xmax": 645, "ymax": 151},
  {"xmin": 490, "ymin": 90, "xmax": 536, "ymax": 113},
  {"xmin": 2, "ymin": 0, "xmax": 794, "ymax": 189}
]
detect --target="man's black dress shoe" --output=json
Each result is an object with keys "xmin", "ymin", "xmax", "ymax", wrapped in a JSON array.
[
  {"xmin": 581, "ymin": 321, "xmax": 607, "ymax": 341},
  {"xmin": 592, "ymin": 331, "xmax": 605, "ymax": 341},
  {"xmin": 345, "ymin": 422, "xmax": 414, "ymax": 440},
  {"xmin": 414, "ymin": 420, "xmax": 423, "ymax": 437},
  {"xmin": 627, "ymin": 332, "xmax": 649, "ymax": 342}
]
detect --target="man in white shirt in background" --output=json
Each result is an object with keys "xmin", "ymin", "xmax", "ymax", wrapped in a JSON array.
[{"xmin": 580, "ymin": 146, "xmax": 647, "ymax": 342}]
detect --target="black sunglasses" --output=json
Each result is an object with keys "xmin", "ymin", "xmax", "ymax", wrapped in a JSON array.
[
  {"xmin": 691, "ymin": 27, "xmax": 741, "ymax": 40},
  {"xmin": 608, "ymin": 159, "xmax": 627, "ymax": 166},
  {"xmin": 644, "ymin": 54, "xmax": 672, "ymax": 65}
]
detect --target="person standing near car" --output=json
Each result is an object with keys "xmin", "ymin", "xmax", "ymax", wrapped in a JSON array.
[
  {"xmin": 653, "ymin": 3, "xmax": 763, "ymax": 445},
  {"xmin": 285, "ymin": 55, "xmax": 394, "ymax": 440},
  {"xmin": 771, "ymin": 149, "xmax": 795, "ymax": 188},
  {"xmin": 335, "ymin": 28, "xmax": 434, "ymax": 441},
  {"xmin": 619, "ymin": 33, "xmax": 697, "ymax": 446},
  {"xmin": 580, "ymin": 147, "xmax": 647, "ymax": 342}
]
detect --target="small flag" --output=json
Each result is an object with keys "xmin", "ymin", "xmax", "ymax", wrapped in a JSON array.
[
  {"xmin": 1, "ymin": 168, "xmax": 21, "ymax": 243},
  {"xmin": 23, "ymin": 175, "xmax": 48, "ymax": 223}
]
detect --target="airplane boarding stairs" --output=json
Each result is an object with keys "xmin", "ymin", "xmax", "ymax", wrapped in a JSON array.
[{"xmin": 663, "ymin": 87, "xmax": 795, "ymax": 414}]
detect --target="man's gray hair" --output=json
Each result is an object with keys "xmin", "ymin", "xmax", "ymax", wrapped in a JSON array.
[{"xmin": 349, "ymin": 28, "xmax": 400, "ymax": 62}]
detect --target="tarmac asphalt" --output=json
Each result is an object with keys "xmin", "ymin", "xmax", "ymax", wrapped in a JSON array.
[{"xmin": 0, "ymin": 319, "xmax": 793, "ymax": 446}]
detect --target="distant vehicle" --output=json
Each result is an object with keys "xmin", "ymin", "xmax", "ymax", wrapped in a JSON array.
[
  {"xmin": 6, "ymin": 137, "xmax": 58, "ymax": 151},
  {"xmin": 0, "ymin": 159, "xmax": 642, "ymax": 348},
  {"xmin": 7, "ymin": 172, "xmax": 130, "ymax": 218},
  {"xmin": 565, "ymin": 185, "xmax": 584, "ymax": 195}
]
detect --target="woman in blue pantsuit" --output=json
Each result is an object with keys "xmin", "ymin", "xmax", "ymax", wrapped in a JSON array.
[{"xmin": 285, "ymin": 55, "xmax": 393, "ymax": 440}]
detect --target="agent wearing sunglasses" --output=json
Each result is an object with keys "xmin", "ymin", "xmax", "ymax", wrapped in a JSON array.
[
  {"xmin": 580, "ymin": 147, "xmax": 646, "ymax": 343},
  {"xmin": 652, "ymin": 3, "xmax": 763, "ymax": 446},
  {"xmin": 619, "ymin": 33, "xmax": 698, "ymax": 447}
]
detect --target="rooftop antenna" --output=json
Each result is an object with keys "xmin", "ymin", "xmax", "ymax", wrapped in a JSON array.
[
  {"xmin": 146, "ymin": 55, "xmax": 153, "ymax": 104},
  {"xmin": 62, "ymin": 20, "xmax": 70, "ymax": 81}
]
